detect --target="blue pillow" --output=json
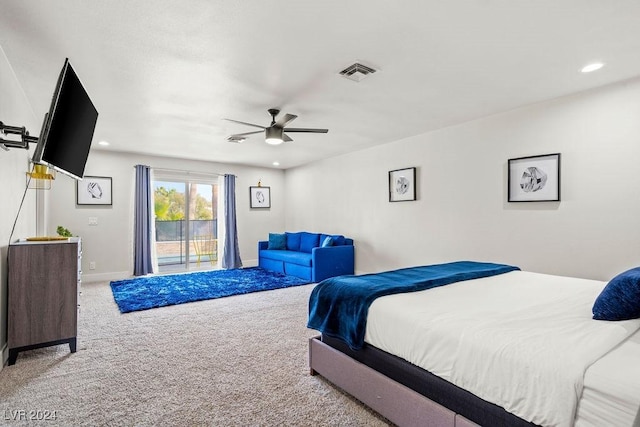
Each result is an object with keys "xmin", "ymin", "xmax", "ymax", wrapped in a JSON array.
[
  {"xmin": 267, "ymin": 233, "xmax": 286, "ymax": 250},
  {"xmin": 331, "ymin": 235, "xmax": 346, "ymax": 246},
  {"xmin": 320, "ymin": 234, "xmax": 346, "ymax": 246},
  {"xmin": 300, "ymin": 232, "xmax": 320, "ymax": 253},
  {"xmin": 593, "ymin": 267, "xmax": 640, "ymax": 321},
  {"xmin": 285, "ymin": 232, "xmax": 301, "ymax": 251},
  {"xmin": 321, "ymin": 236, "xmax": 334, "ymax": 247},
  {"xmin": 319, "ymin": 234, "xmax": 332, "ymax": 247}
]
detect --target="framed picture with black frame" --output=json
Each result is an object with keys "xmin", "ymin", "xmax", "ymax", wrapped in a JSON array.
[
  {"xmin": 389, "ymin": 167, "xmax": 416, "ymax": 202},
  {"xmin": 508, "ymin": 153, "xmax": 560, "ymax": 202},
  {"xmin": 76, "ymin": 176, "xmax": 112, "ymax": 205},
  {"xmin": 250, "ymin": 186, "xmax": 271, "ymax": 208}
]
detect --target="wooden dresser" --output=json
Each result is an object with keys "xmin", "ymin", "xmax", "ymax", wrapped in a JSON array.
[{"xmin": 7, "ymin": 237, "xmax": 81, "ymax": 365}]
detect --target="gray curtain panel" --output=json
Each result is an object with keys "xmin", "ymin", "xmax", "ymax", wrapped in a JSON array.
[
  {"xmin": 222, "ymin": 174, "xmax": 243, "ymax": 269},
  {"xmin": 134, "ymin": 164, "xmax": 153, "ymax": 276}
]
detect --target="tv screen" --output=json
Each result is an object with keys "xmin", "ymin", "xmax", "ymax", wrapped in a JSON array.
[{"xmin": 32, "ymin": 59, "xmax": 98, "ymax": 180}]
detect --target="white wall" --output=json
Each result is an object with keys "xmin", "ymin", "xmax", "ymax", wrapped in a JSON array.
[
  {"xmin": 47, "ymin": 150, "xmax": 285, "ymax": 282},
  {"xmin": 0, "ymin": 45, "xmax": 39, "ymax": 366},
  {"xmin": 285, "ymin": 77, "xmax": 640, "ymax": 281}
]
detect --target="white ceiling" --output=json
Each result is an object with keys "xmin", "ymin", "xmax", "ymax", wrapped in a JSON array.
[{"xmin": 2, "ymin": 1, "xmax": 640, "ymax": 170}]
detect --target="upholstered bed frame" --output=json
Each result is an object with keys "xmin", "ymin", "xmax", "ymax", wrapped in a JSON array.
[{"xmin": 309, "ymin": 335, "xmax": 536, "ymax": 427}]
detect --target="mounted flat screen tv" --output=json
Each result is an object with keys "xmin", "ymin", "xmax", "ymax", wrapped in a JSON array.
[{"xmin": 32, "ymin": 58, "xmax": 98, "ymax": 180}]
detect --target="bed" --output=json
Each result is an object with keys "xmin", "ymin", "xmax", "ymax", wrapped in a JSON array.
[{"xmin": 307, "ymin": 261, "xmax": 640, "ymax": 427}]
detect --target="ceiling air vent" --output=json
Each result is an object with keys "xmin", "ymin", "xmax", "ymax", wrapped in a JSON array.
[
  {"xmin": 227, "ymin": 136, "xmax": 246, "ymax": 143},
  {"xmin": 339, "ymin": 62, "xmax": 377, "ymax": 82}
]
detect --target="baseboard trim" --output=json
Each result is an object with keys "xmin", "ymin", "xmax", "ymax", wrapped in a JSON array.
[
  {"xmin": 83, "ymin": 262, "xmax": 261, "ymax": 283},
  {"xmin": 244, "ymin": 259, "xmax": 258, "ymax": 267},
  {"xmin": 82, "ymin": 271, "xmax": 130, "ymax": 283}
]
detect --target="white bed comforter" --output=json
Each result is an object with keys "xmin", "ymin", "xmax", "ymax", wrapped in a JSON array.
[
  {"xmin": 576, "ymin": 330, "xmax": 640, "ymax": 427},
  {"xmin": 364, "ymin": 270, "xmax": 640, "ymax": 427}
]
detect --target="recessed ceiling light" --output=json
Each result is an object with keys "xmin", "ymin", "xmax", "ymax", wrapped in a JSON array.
[
  {"xmin": 272, "ymin": 161, "xmax": 280, "ymax": 166},
  {"xmin": 581, "ymin": 62, "xmax": 604, "ymax": 73},
  {"xmin": 98, "ymin": 140, "xmax": 110, "ymax": 146}
]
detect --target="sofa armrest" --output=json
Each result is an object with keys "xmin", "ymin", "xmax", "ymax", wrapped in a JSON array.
[
  {"xmin": 258, "ymin": 240, "xmax": 268, "ymax": 251},
  {"xmin": 312, "ymin": 245, "xmax": 355, "ymax": 283}
]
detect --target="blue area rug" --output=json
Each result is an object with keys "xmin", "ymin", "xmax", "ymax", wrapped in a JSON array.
[{"xmin": 110, "ymin": 267, "xmax": 310, "ymax": 313}]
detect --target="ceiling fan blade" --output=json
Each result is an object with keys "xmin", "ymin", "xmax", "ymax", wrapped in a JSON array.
[
  {"xmin": 223, "ymin": 118, "xmax": 266, "ymax": 129},
  {"xmin": 228, "ymin": 130, "xmax": 263, "ymax": 137},
  {"xmin": 282, "ymin": 133, "xmax": 293, "ymax": 142},
  {"xmin": 282, "ymin": 128, "xmax": 328, "ymax": 133},
  {"xmin": 276, "ymin": 113, "xmax": 297, "ymax": 128}
]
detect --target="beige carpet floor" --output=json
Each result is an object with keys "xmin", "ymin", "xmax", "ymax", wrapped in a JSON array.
[{"xmin": 0, "ymin": 280, "xmax": 389, "ymax": 426}]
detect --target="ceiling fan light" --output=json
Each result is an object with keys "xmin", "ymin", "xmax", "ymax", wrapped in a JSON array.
[
  {"xmin": 265, "ymin": 137, "xmax": 282, "ymax": 145},
  {"xmin": 265, "ymin": 127, "xmax": 283, "ymax": 145}
]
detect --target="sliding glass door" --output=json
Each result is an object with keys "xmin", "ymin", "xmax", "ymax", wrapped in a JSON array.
[{"xmin": 153, "ymin": 177, "xmax": 218, "ymax": 273}]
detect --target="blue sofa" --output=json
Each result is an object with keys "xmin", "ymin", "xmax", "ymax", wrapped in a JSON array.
[{"xmin": 258, "ymin": 231, "xmax": 354, "ymax": 282}]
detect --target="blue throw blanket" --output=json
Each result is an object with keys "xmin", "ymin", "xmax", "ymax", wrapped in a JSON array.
[{"xmin": 307, "ymin": 261, "xmax": 520, "ymax": 350}]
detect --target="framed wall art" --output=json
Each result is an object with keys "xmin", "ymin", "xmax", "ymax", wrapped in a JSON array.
[
  {"xmin": 77, "ymin": 176, "xmax": 112, "ymax": 205},
  {"xmin": 508, "ymin": 153, "xmax": 560, "ymax": 202},
  {"xmin": 389, "ymin": 167, "xmax": 416, "ymax": 202},
  {"xmin": 250, "ymin": 186, "xmax": 271, "ymax": 208}
]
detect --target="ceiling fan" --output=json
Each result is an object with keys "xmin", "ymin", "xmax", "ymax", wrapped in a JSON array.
[{"xmin": 225, "ymin": 108, "xmax": 328, "ymax": 145}]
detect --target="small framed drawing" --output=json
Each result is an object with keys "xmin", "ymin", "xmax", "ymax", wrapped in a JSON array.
[
  {"xmin": 77, "ymin": 176, "xmax": 112, "ymax": 205},
  {"xmin": 389, "ymin": 167, "xmax": 416, "ymax": 202},
  {"xmin": 508, "ymin": 153, "xmax": 560, "ymax": 202},
  {"xmin": 250, "ymin": 186, "xmax": 271, "ymax": 208}
]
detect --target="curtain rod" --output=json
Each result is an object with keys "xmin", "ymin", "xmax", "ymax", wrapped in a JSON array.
[{"xmin": 135, "ymin": 165, "xmax": 236, "ymax": 178}]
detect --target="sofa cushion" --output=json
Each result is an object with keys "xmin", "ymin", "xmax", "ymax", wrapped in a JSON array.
[
  {"xmin": 300, "ymin": 232, "xmax": 320, "ymax": 253},
  {"xmin": 319, "ymin": 234, "xmax": 331, "ymax": 246},
  {"xmin": 332, "ymin": 235, "xmax": 347, "ymax": 246},
  {"xmin": 268, "ymin": 233, "xmax": 286, "ymax": 250},
  {"xmin": 321, "ymin": 236, "xmax": 334, "ymax": 247},
  {"xmin": 320, "ymin": 234, "xmax": 347, "ymax": 246},
  {"xmin": 286, "ymin": 232, "xmax": 302, "ymax": 251},
  {"xmin": 259, "ymin": 249, "xmax": 312, "ymax": 267}
]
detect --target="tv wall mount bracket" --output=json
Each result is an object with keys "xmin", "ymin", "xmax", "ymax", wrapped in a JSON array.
[{"xmin": 0, "ymin": 121, "xmax": 39, "ymax": 151}]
